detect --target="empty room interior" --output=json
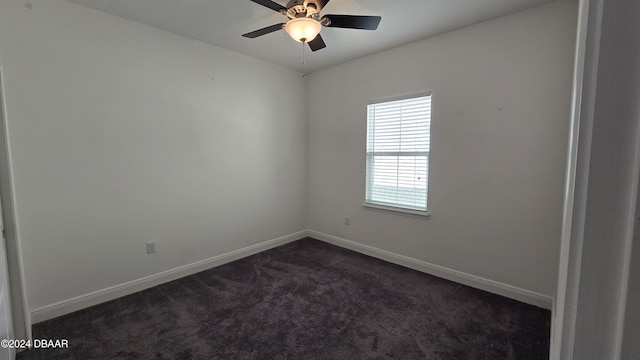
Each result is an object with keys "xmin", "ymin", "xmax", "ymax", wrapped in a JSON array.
[{"xmin": 0, "ymin": 0, "xmax": 639, "ymax": 359}]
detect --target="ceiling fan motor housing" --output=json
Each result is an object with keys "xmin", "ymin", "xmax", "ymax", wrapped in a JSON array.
[{"xmin": 285, "ymin": 0, "xmax": 321, "ymax": 19}]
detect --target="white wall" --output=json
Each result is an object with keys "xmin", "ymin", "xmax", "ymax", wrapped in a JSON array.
[
  {"xmin": 0, "ymin": 0, "xmax": 307, "ymax": 312},
  {"xmin": 308, "ymin": 1, "xmax": 577, "ymax": 298}
]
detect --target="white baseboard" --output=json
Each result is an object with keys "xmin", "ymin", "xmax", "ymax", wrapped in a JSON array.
[
  {"xmin": 308, "ymin": 230, "xmax": 553, "ymax": 309},
  {"xmin": 30, "ymin": 230, "xmax": 308, "ymax": 324},
  {"xmin": 31, "ymin": 229, "xmax": 551, "ymax": 324}
]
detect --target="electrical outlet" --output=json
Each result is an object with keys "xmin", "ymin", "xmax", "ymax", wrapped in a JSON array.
[
  {"xmin": 146, "ymin": 242, "xmax": 156, "ymax": 254},
  {"xmin": 344, "ymin": 216, "xmax": 350, "ymax": 226}
]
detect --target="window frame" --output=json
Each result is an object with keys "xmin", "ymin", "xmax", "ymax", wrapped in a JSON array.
[{"xmin": 363, "ymin": 92, "xmax": 432, "ymax": 217}]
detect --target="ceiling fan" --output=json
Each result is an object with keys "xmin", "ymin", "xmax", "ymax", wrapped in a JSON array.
[{"xmin": 242, "ymin": 0, "xmax": 382, "ymax": 52}]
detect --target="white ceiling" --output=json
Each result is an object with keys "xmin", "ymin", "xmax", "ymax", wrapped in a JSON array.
[{"xmin": 65, "ymin": 0, "xmax": 558, "ymax": 72}]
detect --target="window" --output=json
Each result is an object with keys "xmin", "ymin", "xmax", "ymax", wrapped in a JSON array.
[{"xmin": 365, "ymin": 94, "xmax": 431, "ymax": 214}]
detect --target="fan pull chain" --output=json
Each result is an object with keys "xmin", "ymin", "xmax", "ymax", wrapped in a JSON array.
[{"xmin": 302, "ymin": 40, "xmax": 306, "ymax": 66}]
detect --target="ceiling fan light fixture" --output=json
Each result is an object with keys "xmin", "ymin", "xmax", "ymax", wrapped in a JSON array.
[{"xmin": 284, "ymin": 18, "xmax": 321, "ymax": 43}]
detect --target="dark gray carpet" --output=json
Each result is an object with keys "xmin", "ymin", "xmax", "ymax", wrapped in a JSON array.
[{"xmin": 18, "ymin": 238, "xmax": 550, "ymax": 359}]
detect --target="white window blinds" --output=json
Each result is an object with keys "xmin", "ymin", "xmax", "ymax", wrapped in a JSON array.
[{"xmin": 365, "ymin": 94, "xmax": 431, "ymax": 212}]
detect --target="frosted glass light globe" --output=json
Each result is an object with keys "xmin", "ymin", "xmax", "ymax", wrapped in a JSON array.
[{"xmin": 284, "ymin": 18, "xmax": 321, "ymax": 43}]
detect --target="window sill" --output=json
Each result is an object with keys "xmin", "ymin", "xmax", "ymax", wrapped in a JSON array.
[{"xmin": 362, "ymin": 203, "xmax": 430, "ymax": 217}]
